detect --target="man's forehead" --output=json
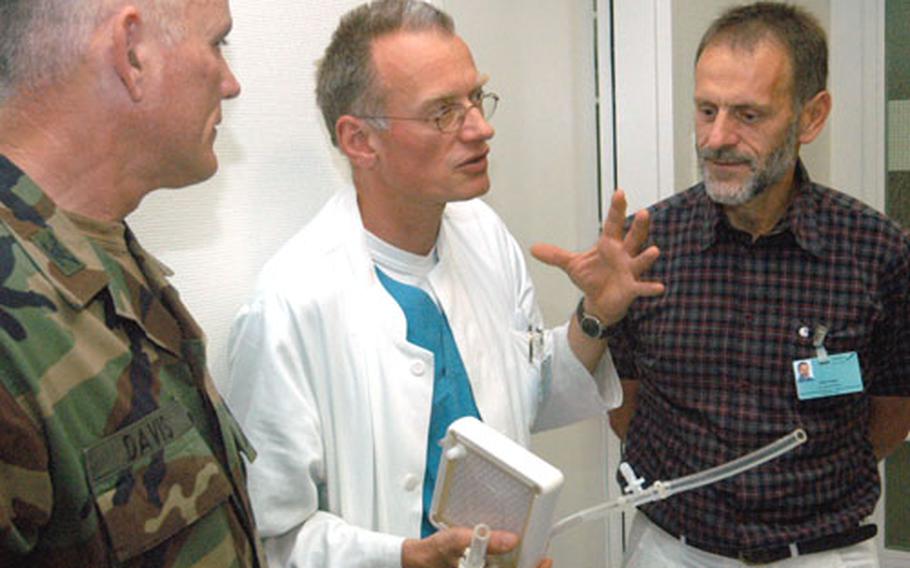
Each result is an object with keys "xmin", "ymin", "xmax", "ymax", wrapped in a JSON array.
[
  {"xmin": 186, "ymin": 0, "xmax": 232, "ymax": 28},
  {"xmin": 697, "ymin": 36, "xmax": 791, "ymax": 69},
  {"xmin": 372, "ymin": 30, "xmax": 483, "ymax": 102},
  {"xmin": 694, "ymin": 40, "xmax": 793, "ymax": 102}
]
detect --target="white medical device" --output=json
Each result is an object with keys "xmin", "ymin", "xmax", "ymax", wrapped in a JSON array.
[
  {"xmin": 429, "ymin": 417, "xmax": 563, "ymax": 568},
  {"xmin": 430, "ymin": 417, "xmax": 807, "ymax": 568}
]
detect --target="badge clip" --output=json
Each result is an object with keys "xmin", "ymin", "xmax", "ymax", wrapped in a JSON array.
[
  {"xmin": 812, "ymin": 325, "xmax": 830, "ymax": 364},
  {"xmin": 528, "ymin": 326, "xmax": 543, "ymax": 363}
]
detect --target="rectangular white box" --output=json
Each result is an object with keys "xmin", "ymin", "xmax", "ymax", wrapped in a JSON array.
[{"xmin": 429, "ymin": 417, "xmax": 564, "ymax": 568}]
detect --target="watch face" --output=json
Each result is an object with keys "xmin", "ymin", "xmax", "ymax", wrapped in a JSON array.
[{"xmin": 581, "ymin": 317, "xmax": 601, "ymax": 338}]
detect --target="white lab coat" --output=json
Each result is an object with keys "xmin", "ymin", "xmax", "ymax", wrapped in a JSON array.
[{"xmin": 226, "ymin": 188, "xmax": 620, "ymax": 568}]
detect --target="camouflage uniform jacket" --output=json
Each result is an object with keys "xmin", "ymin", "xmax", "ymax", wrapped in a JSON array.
[{"xmin": 0, "ymin": 156, "xmax": 266, "ymax": 568}]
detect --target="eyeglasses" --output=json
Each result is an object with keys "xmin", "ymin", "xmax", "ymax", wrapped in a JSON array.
[{"xmin": 357, "ymin": 91, "xmax": 499, "ymax": 133}]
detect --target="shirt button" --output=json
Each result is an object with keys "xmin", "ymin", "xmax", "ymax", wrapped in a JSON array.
[
  {"xmin": 403, "ymin": 473, "xmax": 421, "ymax": 491},
  {"xmin": 411, "ymin": 361, "xmax": 426, "ymax": 376}
]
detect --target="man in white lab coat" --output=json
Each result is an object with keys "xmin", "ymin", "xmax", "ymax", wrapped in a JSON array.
[{"xmin": 226, "ymin": 1, "xmax": 663, "ymax": 567}]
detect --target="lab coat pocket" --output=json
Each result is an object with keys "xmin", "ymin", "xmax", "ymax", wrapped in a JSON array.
[
  {"xmin": 83, "ymin": 398, "xmax": 234, "ymax": 562},
  {"xmin": 508, "ymin": 317, "xmax": 545, "ymax": 425},
  {"xmin": 511, "ymin": 309, "xmax": 544, "ymax": 364}
]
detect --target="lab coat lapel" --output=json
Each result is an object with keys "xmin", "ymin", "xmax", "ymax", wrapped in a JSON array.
[
  {"xmin": 342, "ymin": 192, "xmax": 432, "ymax": 534},
  {"xmin": 430, "ymin": 217, "xmax": 528, "ymax": 446}
]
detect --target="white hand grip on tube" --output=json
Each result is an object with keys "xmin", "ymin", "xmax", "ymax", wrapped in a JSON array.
[{"xmin": 550, "ymin": 428, "xmax": 808, "ymax": 538}]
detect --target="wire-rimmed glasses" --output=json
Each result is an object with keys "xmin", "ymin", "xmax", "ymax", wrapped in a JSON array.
[{"xmin": 357, "ymin": 91, "xmax": 499, "ymax": 133}]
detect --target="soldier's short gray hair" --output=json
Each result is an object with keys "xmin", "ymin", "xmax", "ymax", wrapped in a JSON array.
[
  {"xmin": 316, "ymin": 0, "xmax": 455, "ymax": 147},
  {"xmin": 0, "ymin": 0, "xmax": 184, "ymax": 101}
]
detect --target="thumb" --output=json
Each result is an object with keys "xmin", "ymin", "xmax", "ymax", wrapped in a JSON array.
[{"xmin": 530, "ymin": 243, "xmax": 572, "ymax": 270}]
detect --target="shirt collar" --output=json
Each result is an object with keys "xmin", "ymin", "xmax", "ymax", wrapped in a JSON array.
[
  {"xmin": 0, "ymin": 156, "xmax": 186, "ymax": 355},
  {"xmin": 784, "ymin": 162, "xmax": 827, "ymax": 257},
  {"xmin": 694, "ymin": 160, "xmax": 826, "ymax": 257},
  {"xmin": 0, "ymin": 155, "xmax": 109, "ymax": 309}
]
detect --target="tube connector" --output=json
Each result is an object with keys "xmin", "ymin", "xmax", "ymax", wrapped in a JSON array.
[
  {"xmin": 460, "ymin": 524, "xmax": 490, "ymax": 568},
  {"xmin": 549, "ymin": 428, "xmax": 808, "ymax": 538},
  {"xmin": 619, "ymin": 462, "xmax": 646, "ymax": 495}
]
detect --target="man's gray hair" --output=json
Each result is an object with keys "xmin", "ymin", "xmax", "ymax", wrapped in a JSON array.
[
  {"xmin": 695, "ymin": 2, "xmax": 827, "ymax": 109},
  {"xmin": 0, "ymin": 0, "xmax": 184, "ymax": 101},
  {"xmin": 316, "ymin": 0, "xmax": 455, "ymax": 147}
]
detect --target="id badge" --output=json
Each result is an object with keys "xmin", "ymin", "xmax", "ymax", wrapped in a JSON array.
[{"xmin": 793, "ymin": 352, "xmax": 863, "ymax": 400}]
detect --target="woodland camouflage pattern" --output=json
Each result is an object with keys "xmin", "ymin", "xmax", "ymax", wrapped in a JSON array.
[{"xmin": 0, "ymin": 156, "xmax": 266, "ymax": 567}]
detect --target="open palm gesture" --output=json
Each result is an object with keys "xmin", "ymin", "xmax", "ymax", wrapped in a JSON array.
[{"xmin": 531, "ymin": 190, "xmax": 664, "ymax": 326}]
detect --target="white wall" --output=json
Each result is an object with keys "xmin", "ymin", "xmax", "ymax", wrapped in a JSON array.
[
  {"xmin": 441, "ymin": 2, "xmax": 610, "ymax": 566},
  {"xmin": 129, "ymin": 0, "xmax": 363, "ymax": 389},
  {"xmin": 441, "ymin": 1, "xmax": 603, "ymax": 321}
]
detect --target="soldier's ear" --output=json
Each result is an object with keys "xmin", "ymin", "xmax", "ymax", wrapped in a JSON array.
[
  {"xmin": 336, "ymin": 116, "xmax": 379, "ymax": 169},
  {"xmin": 111, "ymin": 6, "xmax": 146, "ymax": 102}
]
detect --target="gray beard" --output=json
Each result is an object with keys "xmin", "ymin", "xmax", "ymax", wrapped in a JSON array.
[{"xmin": 698, "ymin": 119, "xmax": 799, "ymax": 206}]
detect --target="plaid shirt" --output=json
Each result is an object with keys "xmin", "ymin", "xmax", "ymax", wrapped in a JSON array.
[{"xmin": 607, "ymin": 162, "xmax": 910, "ymax": 551}]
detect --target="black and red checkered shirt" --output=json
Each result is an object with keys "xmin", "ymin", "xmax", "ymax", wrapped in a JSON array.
[{"xmin": 607, "ymin": 161, "xmax": 910, "ymax": 552}]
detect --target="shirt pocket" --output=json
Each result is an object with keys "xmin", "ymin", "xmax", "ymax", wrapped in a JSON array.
[
  {"xmin": 82, "ymin": 398, "xmax": 234, "ymax": 563},
  {"xmin": 823, "ymin": 321, "xmax": 874, "ymax": 356}
]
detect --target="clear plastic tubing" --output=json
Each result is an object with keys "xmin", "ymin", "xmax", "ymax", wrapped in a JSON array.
[
  {"xmin": 550, "ymin": 428, "xmax": 807, "ymax": 537},
  {"xmin": 461, "ymin": 523, "xmax": 491, "ymax": 568}
]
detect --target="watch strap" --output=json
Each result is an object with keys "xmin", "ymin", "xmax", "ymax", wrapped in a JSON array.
[{"xmin": 575, "ymin": 298, "xmax": 609, "ymax": 339}]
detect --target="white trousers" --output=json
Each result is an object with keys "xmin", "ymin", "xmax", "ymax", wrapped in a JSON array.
[{"xmin": 622, "ymin": 512, "xmax": 879, "ymax": 568}]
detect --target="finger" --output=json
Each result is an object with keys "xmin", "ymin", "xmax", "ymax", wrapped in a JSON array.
[
  {"xmin": 530, "ymin": 243, "xmax": 573, "ymax": 270},
  {"xmin": 602, "ymin": 189, "xmax": 628, "ymax": 241},
  {"xmin": 633, "ymin": 280, "xmax": 666, "ymax": 298},
  {"xmin": 629, "ymin": 245, "xmax": 661, "ymax": 276},
  {"xmin": 485, "ymin": 530, "xmax": 520, "ymax": 555},
  {"xmin": 623, "ymin": 209, "xmax": 652, "ymax": 254},
  {"xmin": 536, "ymin": 559, "xmax": 554, "ymax": 568},
  {"xmin": 438, "ymin": 527, "xmax": 474, "ymax": 557}
]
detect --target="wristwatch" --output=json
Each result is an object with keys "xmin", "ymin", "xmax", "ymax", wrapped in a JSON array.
[{"xmin": 576, "ymin": 298, "xmax": 609, "ymax": 339}]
